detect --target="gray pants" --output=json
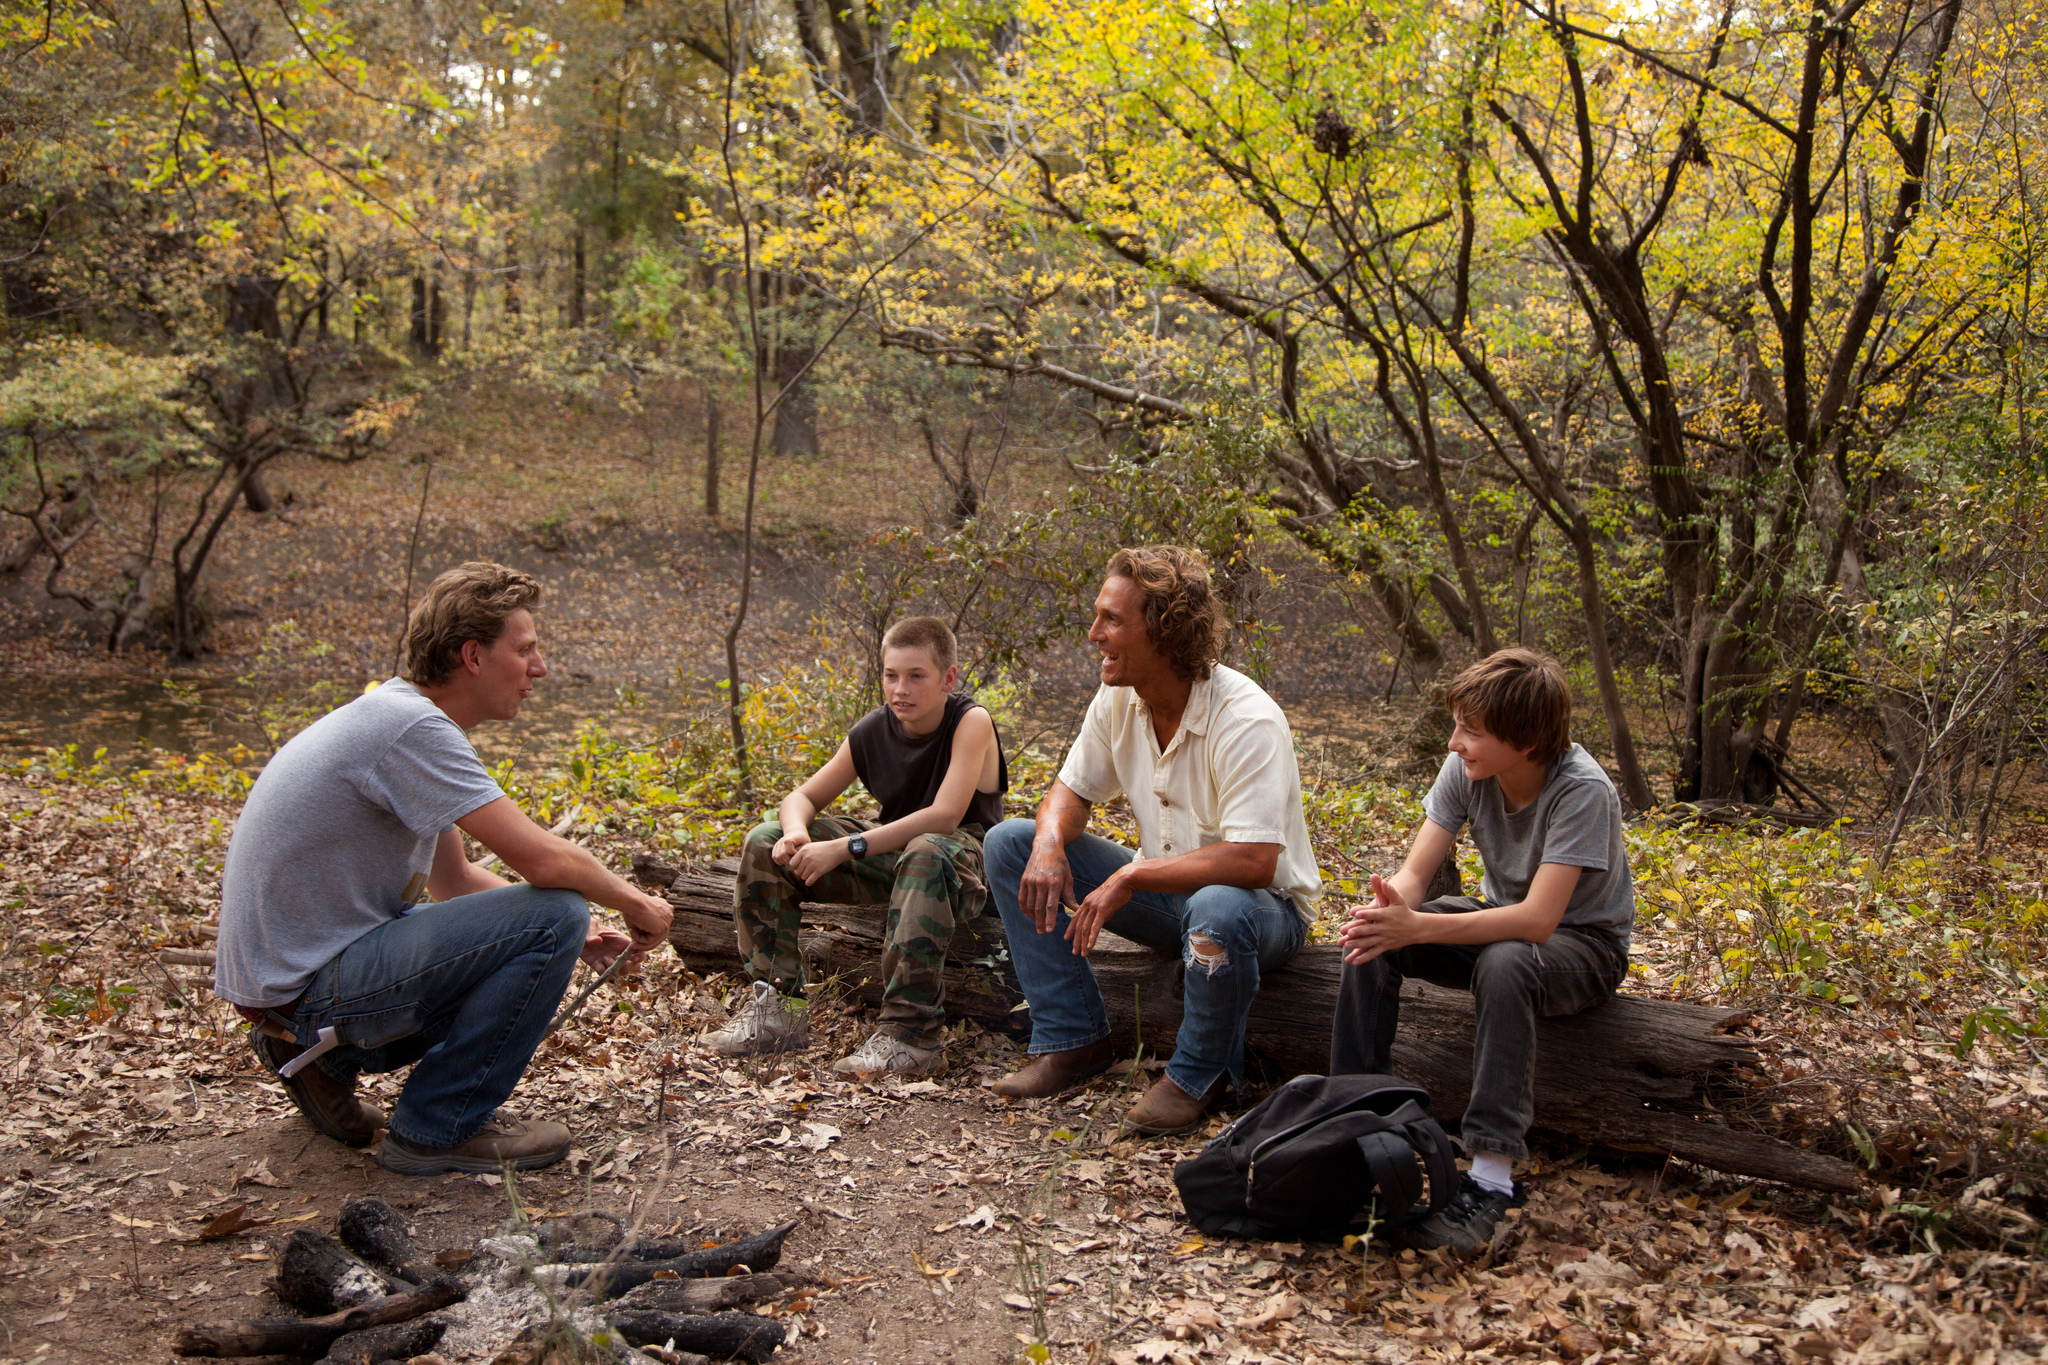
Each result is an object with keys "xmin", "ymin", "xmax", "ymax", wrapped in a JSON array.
[{"xmin": 1328, "ymin": 896, "xmax": 1627, "ymax": 1160}]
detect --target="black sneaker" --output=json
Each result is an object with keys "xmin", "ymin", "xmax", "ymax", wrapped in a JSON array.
[{"xmin": 1394, "ymin": 1175, "xmax": 1523, "ymax": 1254}]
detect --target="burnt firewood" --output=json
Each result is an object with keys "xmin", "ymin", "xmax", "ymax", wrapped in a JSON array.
[
  {"xmin": 337, "ymin": 1198, "xmax": 424, "ymax": 1284},
  {"xmin": 607, "ymin": 1312, "xmax": 784, "ymax": 1364},
  {"xmin": 276, "ymin": 1228, "xmax": 403, "ymax": 1315},
  {"xmin": 173, "ymin": 1279, "xmax": 464, "ymax": 1358},
  {"xmin": 317, "ymin": 1316, "xmax": 445, "ymax": 1364},
  {"xmin": 612, "ymin": 1271, "xmax": 802, "ymax": 1316},
  {"xmin": 561, "ymin": 1220, "xmax": 799, "ymax": 1299}
]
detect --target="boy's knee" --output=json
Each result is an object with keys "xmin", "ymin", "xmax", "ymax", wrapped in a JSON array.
[
  {"xmin": 1470, "ymin": 940, "xmax": 1539, "ymax": 992},
  {"xmin": 742, "ymin": 820, "xmax": 784, "ymax": 850}
]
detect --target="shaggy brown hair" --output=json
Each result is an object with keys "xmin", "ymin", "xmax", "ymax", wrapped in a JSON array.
[
  {"xmin": 400, "ymin": 562, "xmax": 544, "ymax": 687},
  {"xmin": 1106, "ymin": 545, "xmax": 1228, "ymax": 682},
  {"xmin": 881, "ymin": 615, "xmax": 957, "ymax": 673},
  {"xmin": 1445, "ymin": 648, "xmax": 1573, "ymax": 764}
]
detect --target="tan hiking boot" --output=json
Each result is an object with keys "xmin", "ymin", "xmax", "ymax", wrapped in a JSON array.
[
  {"xmin": 376, "ymin": 1113, "xmax": 572, "ymax": 1176},
  {"xmin": 704, "ymin": 980, "xmax": 810, "ymax": 1057},
  {"xmin": 990, "ymin": 1038, "xmax": 1114, "ymax": 1099},
  {"xmin": 250, "ymin": 1032, "xmax": 385, "ymax": 1148},
  {"xmin": 832, "ymin": 1030, "xmax": 945, "ymax": 1080}
]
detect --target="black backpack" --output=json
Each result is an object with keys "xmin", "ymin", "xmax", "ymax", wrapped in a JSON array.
[{"xmin": 1173, "ymin": 1074, "xmax": 1458, "ymax": 1241}]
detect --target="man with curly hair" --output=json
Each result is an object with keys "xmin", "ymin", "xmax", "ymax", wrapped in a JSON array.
[{"xmin": 985, "ymin": 546, "xmax": 1320, "ymax": 1134}]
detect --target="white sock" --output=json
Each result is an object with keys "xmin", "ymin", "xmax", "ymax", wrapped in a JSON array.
[{"xmin": 1469, "ymin": 1152, "xmax": 1515, "ymax": 1195}]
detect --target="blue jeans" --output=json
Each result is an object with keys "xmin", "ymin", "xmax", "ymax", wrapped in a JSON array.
[
  {"xmin": 985, "ymin": 818, "xmax": 1307, "ymax": 1099},
  {"xmin": 268, "ymin": 885, "xmax": 588, "ymax": 1149}
]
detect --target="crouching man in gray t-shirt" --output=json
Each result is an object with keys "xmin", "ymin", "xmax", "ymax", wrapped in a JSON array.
[
  {"xmin": 1329, "ymin": 648, "xmax": 1634, "ymax": 1252},
  {"xmin": 215, "ymin": 562, "xmax": 672, "ymax": 1176}
]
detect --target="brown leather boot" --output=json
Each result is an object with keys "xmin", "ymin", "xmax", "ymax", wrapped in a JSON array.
[
  {"xmin": 251, "ymin": 1033, "xmax": 385, "ymax": 1148},
  {"xmin": 1125, "ymin": 1073, "xmax": 1225, "ymax": 1136},
  {"xmin": 992, "ymin": 1039, "xmax": 1115, "ymax": 1099},
  {"xmin": 376, "ymin": 1114, "xmax": 573, "ymax": 1176}
]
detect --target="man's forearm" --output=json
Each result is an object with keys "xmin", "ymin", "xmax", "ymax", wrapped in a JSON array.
[
  {"xmin": 1117, "ymin": 841, "xmax": 1280, "ymax": 896},
  {"xmin": 527, "ymin": 840, "xmax": 651, "ymax": 916},
  {"xmin": 1033, "ymin": 785, "xmax": 1092, "ymax": 849}
]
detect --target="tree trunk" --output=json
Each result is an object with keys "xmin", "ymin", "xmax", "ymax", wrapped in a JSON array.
[
  {"xmin": 770, "ymin": 341, "xmax": 819, "ymax": 457},
  {"xmin": 571, "ymin": 231, "xmax": 588, "ymax": 327},
  {"xmin": 1564, "ymin": 510, "xmax": 1655, "ymax": 810},
  {"xmin": 705, "ymin": 394, "xmax": 721, "ymax": 517},
  {"xmin": 640, "ymin": 858, "xmax": 1858, "ymax": 1193}
]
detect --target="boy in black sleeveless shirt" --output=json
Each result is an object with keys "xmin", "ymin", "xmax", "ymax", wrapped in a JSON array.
[{"xmin": 712, "ymin": 617, "xmax": 1009, "ymax": 1078}]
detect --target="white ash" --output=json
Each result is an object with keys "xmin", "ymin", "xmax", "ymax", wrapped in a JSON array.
[
  {"xmin": 330, "ymin": 1259, "xmax": 391, "ymax": 1309},
  {"xmin": 432, "ymin": 1234, "xmax": 614, "ymax": 1362}
]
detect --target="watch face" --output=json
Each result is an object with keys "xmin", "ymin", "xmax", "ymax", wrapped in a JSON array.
[{"xmin": 849, "ymin": 836, "xmax": 868, "ymax": 858}]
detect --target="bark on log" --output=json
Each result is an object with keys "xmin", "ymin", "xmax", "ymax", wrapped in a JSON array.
[
  {"xmin": 316, "ymin": 1317, "xmax": 445, "ymax": 1365},
  {"xmin": 173, "ymin": 1280, "xmax": 464, "ymax": 1358},
  {"xmin": 649, "ymin": 858, "xmax": 1858, "ymax": 1193},
  {"xmin": 606, "ymin": 1311, "xmax": 785, "ymax": 1363},
  {"xmin": 276, "ymin": 1229, "xmax": 403, "ymax": 1314},
  {"xmin": 613, "ymin": 1271, "xmax": 805, "ymax": 1315},
  {"xmin": 160, "ymin": 949, "xmax": 218, "ymax": 967},
  {"xmin": 561, "ymin": 1219, "xmax": 800, "ymax": 1298},
  {"xmin": 337, "ymin": 1198, "xmax": 431, "ymax": 1285}
]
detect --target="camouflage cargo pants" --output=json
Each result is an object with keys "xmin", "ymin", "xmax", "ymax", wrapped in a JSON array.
[{"xmin": 734, "ymin": 813, "xmax": 987, "ymax": 1048}]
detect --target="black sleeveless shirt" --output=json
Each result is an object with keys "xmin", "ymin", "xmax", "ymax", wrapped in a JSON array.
[{"xmin": 847, "ymin": 693, "xmax": 1008, "ymax": 831}]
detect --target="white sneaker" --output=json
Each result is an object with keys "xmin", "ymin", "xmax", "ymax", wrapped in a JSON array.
[
  {"xmin": 703, "ymin": 981, "xmax": 810, "ymax": 1056},
  {"xmin": 831, "ymin": 1030, "xmax": 945, "ymax": 1079}
]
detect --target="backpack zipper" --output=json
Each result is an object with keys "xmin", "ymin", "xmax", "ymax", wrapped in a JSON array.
[{"xmin": 1243, "ymin": 1087, "xmax": 1424, "ymax": 1187}]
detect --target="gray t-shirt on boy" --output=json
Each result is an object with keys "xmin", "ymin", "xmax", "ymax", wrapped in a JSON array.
[
  {"xmin": 216, "ymin": 679, "xmax": 505, "ymax": 1009},
  {"xmin": 1421, "ymin": 743, "xmax": 1635, "ymax": 948}
]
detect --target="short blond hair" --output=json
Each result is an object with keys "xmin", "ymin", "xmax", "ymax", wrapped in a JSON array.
[
  {"xmin": 400, "ymin": 562, "xmax": 543, "ymax": 686},
  {"xmin": 1445, "ymin": 648, "xmax": 1572, "ymax": 765},
  {"xmin": 881, "ymin": 616, "xmax": 957, "ymax": 673}
]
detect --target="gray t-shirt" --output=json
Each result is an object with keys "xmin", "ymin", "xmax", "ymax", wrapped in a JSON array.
[
  {"xmin": 1421, "ymin": 743, "xmax": 1634, "ymax": 947},
  {"xmin": 215, "ymin": 679, "xmax": 506, "ymax": 1008}
]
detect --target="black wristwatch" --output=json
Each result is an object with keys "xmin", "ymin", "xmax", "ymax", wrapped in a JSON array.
[{"xmin": 847, "ymin": 835, "xmax": 869, "ymax": 859}]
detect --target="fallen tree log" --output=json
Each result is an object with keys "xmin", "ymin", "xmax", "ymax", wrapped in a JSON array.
[
  {"xmin": 276, "ymin": 1228, "xmax": 406, "ymax": 1315},
  {"xmin": 637, "ymin": 856, "xmax": 1857, "ymax": 1193},
  {"xmin": 173, "ymin": 1279, "xmax": 464, "ymax": 1358},
  {"xmin": 613, "ymin": 1271, "xmax": 806, "ymax": 1315},
  {"xmin": 557, "ymin": 1219, "xmax": 800, "ymax": 1298},
  {"xmin": 607, "ymin": 1311, "xmax": 784, "ymax": 1364}
]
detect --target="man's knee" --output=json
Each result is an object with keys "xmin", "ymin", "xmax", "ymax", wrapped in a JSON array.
[
  {"xmin": 1182, "ymin": 885, "xmax": 1259, "ymax": 976},
  {"xmin": 535, "ymin": 888, "xmax": 590, "ymax": 953},
  {"xmin": 1470, "ymin": 940, "xmax": 1539, "ymax": 995},
  {"xmin": 984, "ymin": 818, "xmax": 1035, "ymax": 875}
]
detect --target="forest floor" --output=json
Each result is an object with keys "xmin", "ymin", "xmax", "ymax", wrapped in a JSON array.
[{"xmin": 4, "ymin": 382, "xmax": 2047, "ymax": 1362}]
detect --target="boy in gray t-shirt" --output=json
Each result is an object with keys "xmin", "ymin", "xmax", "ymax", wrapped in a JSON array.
[{"xmin": 1328, "ymin": 649, "xmax": 1634, "ymax": 1253}]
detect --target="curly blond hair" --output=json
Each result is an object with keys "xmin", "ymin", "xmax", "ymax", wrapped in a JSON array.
[{"xmin": 1106, "ymin": 545, "xmax": 1227, "ymax": 682}]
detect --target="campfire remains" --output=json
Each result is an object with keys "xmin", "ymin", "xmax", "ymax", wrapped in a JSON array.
[{"xmin": 171, "ymin": 1197, "xmax": 804, "ymax": 1364}]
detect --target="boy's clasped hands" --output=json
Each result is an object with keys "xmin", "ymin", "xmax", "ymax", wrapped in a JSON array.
[
  {"xmin": 771, "ymin": 827, "xmax": 851, "ymax": 884},
  {"xmin": 1338, "ymin": 873, "xmax": 1426, "ymax": 965}
]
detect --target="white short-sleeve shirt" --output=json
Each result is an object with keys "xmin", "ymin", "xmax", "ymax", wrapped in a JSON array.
[{"xmin": 1057, "ymin": 664, "xmax": 1321, "ymax": 920}]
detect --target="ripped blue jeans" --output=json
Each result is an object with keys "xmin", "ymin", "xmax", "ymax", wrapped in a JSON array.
[
  {"xmin": 985, "ymin": 819, "xmax": 1307, "ymax": 1100},
  {"xmin": 268, "ymin": 885, "xmax": 588, "ymax": 1149}
]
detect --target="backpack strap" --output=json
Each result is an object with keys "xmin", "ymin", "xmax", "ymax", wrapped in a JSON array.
[
  {"xmin": 1400, "ymin": 1107, "xmax": 1460, "ymax": 1215},
  {"xmin": 1351, "ymin": 1101, "xmax": 1460, "ymax": 1223}
]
